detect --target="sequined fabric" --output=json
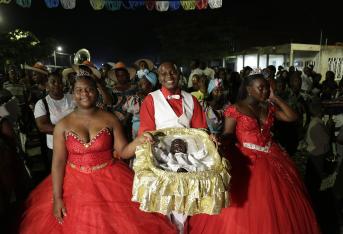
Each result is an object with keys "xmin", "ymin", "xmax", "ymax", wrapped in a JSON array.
[{"xmin": 65, "ymin": 128, "xmax": 113, "ymax": 168}]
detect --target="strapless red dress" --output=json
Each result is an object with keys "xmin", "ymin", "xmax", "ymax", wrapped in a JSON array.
[
  {"xmin": 188, "ymin": 105, "xmax": 320, "ymax": 234},
  {"xmin": 19, "ymin": 128, "xmax": 177, "ymax": 234}
]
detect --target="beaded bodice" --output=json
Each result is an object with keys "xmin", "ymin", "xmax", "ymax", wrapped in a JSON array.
[
  {"xmin": 224, "ymin": 104, "xmax": 276, "ymax": 152},
  {"xmin": 65, "ymin": 128, "xmax": 113, "ymax": 167}
]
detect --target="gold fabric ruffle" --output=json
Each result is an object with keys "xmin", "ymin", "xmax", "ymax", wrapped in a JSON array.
[{"xmin": 132, "ymin": 128, "xmax": 231, "ymax": 216}]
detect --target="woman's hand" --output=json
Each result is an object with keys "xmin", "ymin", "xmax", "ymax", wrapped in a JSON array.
[
  {"xmin": 268, "ymin": 85, "xmax": 278, "ymax": 103},
  {"xmin": 53, "ymin": 198, "xmax": 67, "ymax": 224},
  {"xmin": 136, "ymin": 132, "xmax": 155, "ymax": 145}
]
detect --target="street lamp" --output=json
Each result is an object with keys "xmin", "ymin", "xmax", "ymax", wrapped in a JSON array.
[
  {"xmin": 52, "ymin": 45, "xmax": 73, "ymax": 68},
  {"xmin": 53, "ymin": 46, "xmax": 63, "ymax": 66}
]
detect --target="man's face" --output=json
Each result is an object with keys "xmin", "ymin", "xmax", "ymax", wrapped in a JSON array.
[
  {"xmin": 115, "ymin": 69, "xmax": 130, "ymax": 85},
  {"xmin": 32, "ymin": 71, "xmax": 45, "ymax": 83},
  {"xmin": 191, "ymin": 75, "xmax": 200, "ymax": 90},
  {"xmin": 218, "ymin": 70, "xmax": 226, "ymax": 80},
  {"xmin": 304, "ymin": 67, "xmax": 311, "ymax": 76},
  {"xmin": 212, "ymin": 87, "xmax": 224, "ymax": 100},
  {"xmin": 290, "ymin": 74, "xmax": 302, "ymax": 93},
  {"xmin": 139, "ymin": 61, "xmax": 148, "ymax": 70},
  {"xmin": 8, "ymin": 69, "xmax": 18, "ymax": 82},
  {"xmin": 158, "ymin": 63, "xmax": 180, "ymax": 91}
]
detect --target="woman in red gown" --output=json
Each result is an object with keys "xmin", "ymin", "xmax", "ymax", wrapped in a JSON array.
[
  {"xmin": 189, "ymin": 74, "xmax": 320, "ymax": 234},
  {"xmin": 19, "ymin": 69, "xmax": 177, "ymax": 234}
]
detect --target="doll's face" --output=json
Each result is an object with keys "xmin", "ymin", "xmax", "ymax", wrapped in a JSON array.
[{"xmin": 170, "ymin": 139, "xmax": 187, "ymax": 154}]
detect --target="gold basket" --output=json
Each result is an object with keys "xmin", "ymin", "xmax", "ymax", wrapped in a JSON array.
[{"xmin": 132, "ymin": 128, "xmax": 231, "ymax": 216}]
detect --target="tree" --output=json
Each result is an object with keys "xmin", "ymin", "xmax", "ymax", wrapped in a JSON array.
[{"xmin": 0, "ymin": 29, "xmax": 57, "ymax": 69}]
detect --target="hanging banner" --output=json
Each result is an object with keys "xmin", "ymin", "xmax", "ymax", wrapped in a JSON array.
[
  {"xmin": 169, "ymin": 0, "xmax": 180, "ymax": 11},
  {"xmin": 155, "ymin": 1, "xmax": 169, "ymax": 12},
  {"xmin": 60, "ymin": 0, "xmax": 76, "ymax": 9},
  {"xmin": 105, "ymin": 0, "xmax": 122, "ymax": 11},
  {"xmin": 90, "ymin": 0, "xmax": 105, "ymax": 10},
  {"xmin": 16, "ymin": 0, "xmax": 31, "ymax": 7},
  {"xmin": 181, "ymin": 0, "xmax": 195, "ymax": 10},
  {"xmin": 208, "ymin": 0, "xmax": 222, "ymax": 9},
  {"xmin": 44, "ymin": 0, "xmax": 59, "ymax": 8},
  {"xmin": 196, "ymin": 0, "xmax": 208, "ymax": 10},
  {"xmin": 0, "ymin": 0, "xmax": 12, "ymax": 4},
  {"xmin": 145, "ymin": 0, "xmax": 155, "ymax": 11}
]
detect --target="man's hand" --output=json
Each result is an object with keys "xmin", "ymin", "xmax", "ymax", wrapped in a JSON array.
[{"xmin": 209, "ymin": 133, "xmax": 221, "ymax": 147}]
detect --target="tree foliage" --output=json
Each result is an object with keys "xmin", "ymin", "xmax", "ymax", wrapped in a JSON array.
[{"xmin": 0, "ymin": 29, "xmax": 57, "ymax": 68}]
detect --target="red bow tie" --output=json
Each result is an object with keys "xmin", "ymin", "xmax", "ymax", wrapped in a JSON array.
[{"xmin": 167, "ymin": 94, "xmax": 181, "ymax": 100}]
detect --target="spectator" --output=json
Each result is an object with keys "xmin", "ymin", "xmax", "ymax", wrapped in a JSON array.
[{"xmin": 321, "ymin": 71, "xmax": 338, "ymax": 100}]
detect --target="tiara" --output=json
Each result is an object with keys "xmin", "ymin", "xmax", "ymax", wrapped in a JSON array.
[{"xmin": 76, "ymin": 69, "xmax": 91, "ymax": 77}]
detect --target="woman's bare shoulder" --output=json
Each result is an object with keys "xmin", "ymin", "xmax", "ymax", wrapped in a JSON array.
[
  {"xmin": 97, "ymin": 110, "xmax": 117, "ymax": 121},
  {"xmin": 55, "ymin": 112, "xmax": 75, "ymax": 131}
]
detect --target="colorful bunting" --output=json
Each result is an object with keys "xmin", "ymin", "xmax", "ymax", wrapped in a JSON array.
[
  {"xmin": 169, "ymin": 0, "xmax": 180, "ymax": 11},
  {"xmin": 60, "ymin": 0, "xmax": 76, "ymax": 9},
  {"xmin": 129, "ymin": 0, "xmax": 145, "ymax": 9},
  {"xmin": 105, "ymin": 0, "xmax": 121, "ymax": 11},
  {"xmin": 208, "ymin": 0, "xmax": 222, "ymax": 9},
  {"xmin": 145, "ymin": 0, "xmax": 155, "ymax": 11},
  {"xmin": 181, "ymin": 0, "xmax": 196, "ymax": 10},
  {"xmin": 16, "ymin": 0, "xmax": 31, "ymax": 8},
  {"xmin": 9, "ymin": 0, "xmax": 221, "ymax": 10},
  {"xmin": 196, "ymin": 0, "xmax": 208, "ymax": 10},
  {"xmin": 90, "ymin": 0, "xmax": 105, "ymax": 10},
  {"xmin": 0, "ymin": 0, "xmax": 12, "ymax": 4},
  {"xmin": 44, "ymin": 0, "xmax": 59, "ymax": 8},
  {"xmin": 121, "ymin": 0, "xmax": 132, "ymax": 9},
  {"xmin": 155, "ymin": 1, "xmax": 169, "ymax": 12}
]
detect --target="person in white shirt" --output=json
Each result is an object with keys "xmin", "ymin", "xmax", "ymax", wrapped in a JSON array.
[
  {"xmin": 301, "ymin": 66, "xmax": 313, "ymax": 96},
  {"xmin": 187, "ymin": 60, "xmax": 204, "ymax": 89},
  {"xmin": 34, "ymin": 72, "xmax": 75, "ymax": 167},
  {"xmin": 305, "ymin": 101, "xmax": 330, "ymax": 156}
]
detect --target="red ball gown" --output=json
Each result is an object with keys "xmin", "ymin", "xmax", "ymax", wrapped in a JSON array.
[
  {"xmin": 20, "ymin": 128, "xmax": 177, "ymax": 234},
  {"xmin": 188, "ymin": 105, "xmax": 320, "ymax": 234}
]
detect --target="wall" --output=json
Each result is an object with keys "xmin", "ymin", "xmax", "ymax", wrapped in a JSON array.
[{"xmin": 321, "ymin": 46, "xmax": 343, "ymax": 80}]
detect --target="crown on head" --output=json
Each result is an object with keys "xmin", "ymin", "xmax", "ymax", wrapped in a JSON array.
[{"xmin": 77, "ymin": 69, "xmax": 91, "ymax": 77}]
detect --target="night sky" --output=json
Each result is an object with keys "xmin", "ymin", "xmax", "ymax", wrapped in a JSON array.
[{"xmin": 0, "ymin": 1, "xmax": 342, "ymax": 66}]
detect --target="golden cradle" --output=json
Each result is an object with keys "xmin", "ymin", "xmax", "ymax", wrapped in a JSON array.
[{"xmin": 132, "ymin": 128, "xmax": 231, "ymax": 216}]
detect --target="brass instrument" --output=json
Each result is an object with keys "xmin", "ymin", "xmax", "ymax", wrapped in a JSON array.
[{"xmin": 73, "ymin": 48, "xmax": 91, "ymax": 64}]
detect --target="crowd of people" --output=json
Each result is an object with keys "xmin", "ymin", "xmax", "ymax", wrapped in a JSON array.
[{"xmin": 0, "ymin": 58, "xmax": 342, "ymax": 233}]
